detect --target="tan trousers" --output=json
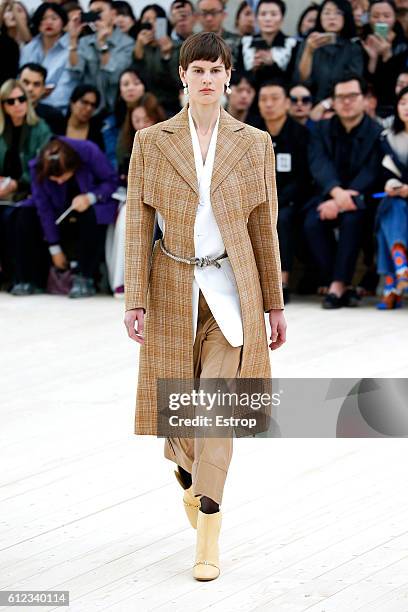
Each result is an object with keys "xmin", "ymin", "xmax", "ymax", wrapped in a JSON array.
[{"xmin": 163, "ymin": 289, "xmax": 243, "ymax": 505}]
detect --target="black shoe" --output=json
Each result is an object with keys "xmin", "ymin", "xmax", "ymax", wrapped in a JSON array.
[
  {"xmin": 341, "ymin": 288, "xmax": 361, "ymax": 307},
  {"xmin": 322, "ymin": 292, "xmax": 343, "ymax": 309},
  {"xmin": 69, "ymin": 275, "xmax": 96, "ymax": 298},
  {"xmin": 10, "ymin": 282, "xmax": 44, "ymax": 296},
  {"xmin": 283, "ymin": 286, "xmax": 290, "ymax": 304}
]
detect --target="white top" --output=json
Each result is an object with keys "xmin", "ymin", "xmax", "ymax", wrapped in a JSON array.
[{"xmin": 157, "ymin": 106, "xmax": 243, "ymax": 347}]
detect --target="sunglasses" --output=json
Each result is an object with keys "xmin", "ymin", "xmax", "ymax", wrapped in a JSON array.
[
  {"xmin": 3, "ymin": 95, "xmax": 27, "ymax": 106},
  {"xmin": 290, "ymin": 95, "xmax": 312, "ymax": 104}
]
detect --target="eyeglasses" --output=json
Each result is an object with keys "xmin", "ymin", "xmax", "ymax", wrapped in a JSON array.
[
  {"xmin": 290, "ymin": 95, "xmax": 312, "ymax": 104},
  {"xmin": 3, "ymin": 95, "xmax": 27, "ymax": 106},
  {"xmin": 197, "ymin": 9, "xmax": 223, "ymax": 17},
  {"xmin": 333, "ymin": 92, "xmax": 362, "ymax": 102},
  {"xmin": 78, "ymin": 98, "xmax": 97, "ymax": 108}
]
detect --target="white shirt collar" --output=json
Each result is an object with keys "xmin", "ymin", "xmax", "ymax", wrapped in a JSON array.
[{"xmin": 188, "ymin": 105, "xmax": 220, "ymax": 176}]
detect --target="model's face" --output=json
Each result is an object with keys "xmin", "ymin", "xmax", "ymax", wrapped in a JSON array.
[
  {"xmin": 257, "ymin": 2, "xmax": 283, "ymax": 35},
  {"xmin": 289, "ymin": 85, "xmax": 312, "ymax": 120},
  {"xmin": 258, "ymin": 85, "xmax": 289, "ymax": 121},
  {"xmin": 180, "ymin": 58, "xmax": 231, "ymax": 105},
  {"xmin": 369, "ymin": 2, "xmax": 395, "ymax": 28},
  {"xmin": 39, "ymin": 9, "xmax": 64, "ymax": 37},
  {"xmin": 237, "ymin": 5, "xmax": 255, "ymax": 35},
  {"xmin": 131, "ymin": 107, "xmax": 155, "ymax": 131},
  {"xmin": 2, "ymin": 87, "xmax": 28, "ymax": 123},
  {"xmin": 320, "ymin": 1, "xmax": 345, "ymax": 33},
  {"xmin": 397, "ymin": 92, "xmax": 408, "ymax": 123},
  {"xmin": 333, "ymin": 80, "xmax": 365, "ymax": 119},
  {"xmin": 300, "ymin": 8, "xmax": 318, "ymax": 34},
  {"xmin": 120, "ymin": 72, "xmax": 145, "ymax": 104},
  {"xmin": 229, "ymin": 80, "xmax": 255, "ymax": 111},
  {"xmin": 20, "ymin": 68, "xmax": 46, "ymax": 104},
  {"xmin": 197, "ymin": 0, "xmax": 225, "ymax": 33}
]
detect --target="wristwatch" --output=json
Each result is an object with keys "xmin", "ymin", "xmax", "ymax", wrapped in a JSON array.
[{"xmin": 98, "ymin": 44, "xmax": 109, "ymax": 52}]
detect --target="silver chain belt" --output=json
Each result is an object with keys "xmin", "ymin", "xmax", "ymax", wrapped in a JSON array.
[{"xmin": 159, "ymin": 238, "xmax": 228, "ymax": 269}]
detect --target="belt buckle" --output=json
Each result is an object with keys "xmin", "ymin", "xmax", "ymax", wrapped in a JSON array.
[{"xmin": 195, "ymin": 255, "xmax": 210, "ymax": 268}]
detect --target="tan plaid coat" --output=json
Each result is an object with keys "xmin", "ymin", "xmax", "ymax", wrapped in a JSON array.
[{"xmin": 125, "ymin": 102, "xmax": 284, "ymax": 436}]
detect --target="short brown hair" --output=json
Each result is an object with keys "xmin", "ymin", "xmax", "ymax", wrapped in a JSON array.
[
  {"xmin": 179, "ymin": 32, "xmax": 233, "ymax": 71},
  {"xmin": 36, "ymin": 139, "xmax": 81, "ymax": 182}
]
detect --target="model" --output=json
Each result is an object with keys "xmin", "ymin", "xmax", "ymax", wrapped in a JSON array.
[{"xmin": 124, "ymin": 31, "xmax": 287, "ymax": 581}]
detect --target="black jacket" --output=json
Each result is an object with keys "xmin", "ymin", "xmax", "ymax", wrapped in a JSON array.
[
  {"xmin": 307, "ymin": 113, "xmax": 383, "ymax": 207},
  {"xmin": 257, "ymin": 114, "xmax": 311, "ymax": 209}
]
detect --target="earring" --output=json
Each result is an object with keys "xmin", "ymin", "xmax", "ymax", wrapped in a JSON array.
[
  {"xmin": 225, "ymin": 82, "xmax": 232, "ymax": 94},
  {"xmin": 183, "ymin": 83, "xmax": 189, "ymax": 96}
]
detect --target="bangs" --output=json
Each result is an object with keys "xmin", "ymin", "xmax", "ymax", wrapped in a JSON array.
[{"xmin": 179, "ymin": 32, "xmax": 232, "ymax": 70}]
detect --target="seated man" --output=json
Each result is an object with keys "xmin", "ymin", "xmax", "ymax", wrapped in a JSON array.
[
  {"xmin": 257, "ymin": 79, "xmax": 311, "ymax": 302},
  {"xmin": 303, "ymin": 75, "xmax": 383, "ymax": 309},
  {"xmin": 19, "ymin": 63, "xmax": 65, "ymax": 134}
]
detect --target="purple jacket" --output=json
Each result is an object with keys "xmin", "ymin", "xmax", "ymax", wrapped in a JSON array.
[{"xmin": 26, "ymin": 137, "xmax": 119, "ymax": 244}]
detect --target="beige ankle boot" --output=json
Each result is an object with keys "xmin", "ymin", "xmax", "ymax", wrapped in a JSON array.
[
  {"xmin": 174, "ymin": 470, "xmax": 201, "ymax": 529},
  {"xmin": 193, "ymin": 509, "xmax": 222, "ymax": 581}
]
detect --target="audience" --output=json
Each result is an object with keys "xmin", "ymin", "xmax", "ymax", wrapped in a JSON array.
[
  {"xmin": 304, "ymin": 75, "xmax": 383, "ymax": 309},
  {"xmin": 133, "ymin": 4, "xmax": 181, "ymax": 117},
  {"xmin": 65, "ymin": 84, "xmax": 105, "ymax": 150},
  {"xmin": 11, "ymin": 137, "xmax": 118, "ymax": 297},
  {"xmin": 288, "ymin": 83, "xmax": 314, "ymax": 127},
  {"xmin": 256, "ymin": 79, "xmax": 311, "ymax": 302},
  {"xmin": 67, "ymin": 0, "xmax": 134, "ymax": 113},
  {"xmin": 225, "ymin": 70, "xmax": 258, "ymax": 125},
  {"xmin": 19, "ymin": 63, "xmax": 65, "ymax": 134},
  {"xmin": 235, "ymin": 1, "xmax": 255, "ymax": 37},
  {"xmin": 170, "ymin": 0, "xmax": 196, "ymax": 42},
  {"xmin": 0, "ymin": 0, "xmax": 407, "ymax": 310},
  {"xmin": 237, "ymin": 0, "xmax": 297, "ymax": 91},
  {"xmin": 19, "ymin": 3, "xmax": 75, "ymax": 113},
  {"xmin": 295, "ymin": 0, "xmax": 364, "ymax": 103},
  {"xmin": 375, "ymin": 85, "xmax": 408, "ymax": 309},
  {"xmin": 102, "ymin": 67, "xmax": 147, "ymax": 166}
]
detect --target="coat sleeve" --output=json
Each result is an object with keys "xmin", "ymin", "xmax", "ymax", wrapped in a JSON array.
[
  {"xmin": 124, "ymin": 129, "xmax": 156, "ymax": 313},
  {"xmin": 247, "ymin": 131, "xmax": 284, "ymax": 312}
]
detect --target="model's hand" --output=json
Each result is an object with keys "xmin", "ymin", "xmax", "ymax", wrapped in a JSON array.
[
  {"xmin": 124, "ymin": 308, "xmax": 145, "ymax": 344},
  {"xmin": 268, "ymin": 309, "xmax": 287, "ymax": 351}
]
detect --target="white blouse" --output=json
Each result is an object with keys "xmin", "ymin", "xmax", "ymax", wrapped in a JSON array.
[{"xmin": 157, "ymin": 106, "xmax": 243, "ymax": 347}]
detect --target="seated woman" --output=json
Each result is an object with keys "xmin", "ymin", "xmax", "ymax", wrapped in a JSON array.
[
  {"xmin": 102, "ymin": 68, "xmax": 147, "ymax": 168},
  {"xmin": 0, "ymin": 79, "xmax": 51, "ymax": 289},
  {"xmin": 294, "ymin": 0, "xmax": 364, "ymax": 103},
  {"xmin": 236, "ymin": 0, "xmax": 297, "ymax": 92},
  {"xmin": 65, "ymin": 84, "xmax": 105, "ymax": 151},
  {"xmin": 12, "ymin": 137, "xmax": 118, "ymax": 297},
  {"xmin": 105, "ymin": 92, "xmax": 165, "ymax": 297},
  {"xmin": 375, "ymin": 86, "xmax": 408, "ymax": 309},
  {"xmin": 360, "ymin": 0, "xmax": 408, "ymax": 116}
]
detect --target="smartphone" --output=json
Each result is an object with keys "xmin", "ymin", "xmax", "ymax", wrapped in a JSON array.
[
  {"xmin": 139, "ymin": 21, "xmax": 153, "ymax": 31},
  {"xmin": 321, "ymin": 32, "xmax": 337, "ymax": 44},
  {"xmin": 374, "ymin": 22, "xmax": 389, "ymax": 38},
  {"xmin": 252, "ymin": 38, "xmax": 269, "ymax": 50},
  {"xmin": 80, "ymin": 10, "xmax": 101, "ymax": 23},
  {"xmin": 155, "ymin": 17, "xmax": 167, "ymax": 39}
]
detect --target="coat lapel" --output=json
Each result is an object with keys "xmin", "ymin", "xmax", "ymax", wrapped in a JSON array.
[{"xmin": 157, "ymin": 102, "xmax": 253, "ymax": 197}]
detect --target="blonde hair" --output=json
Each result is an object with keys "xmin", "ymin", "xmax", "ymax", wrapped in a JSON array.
[{"xmin": 0, "ymin": 79, "xmax": 39, "ymax": 135}]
